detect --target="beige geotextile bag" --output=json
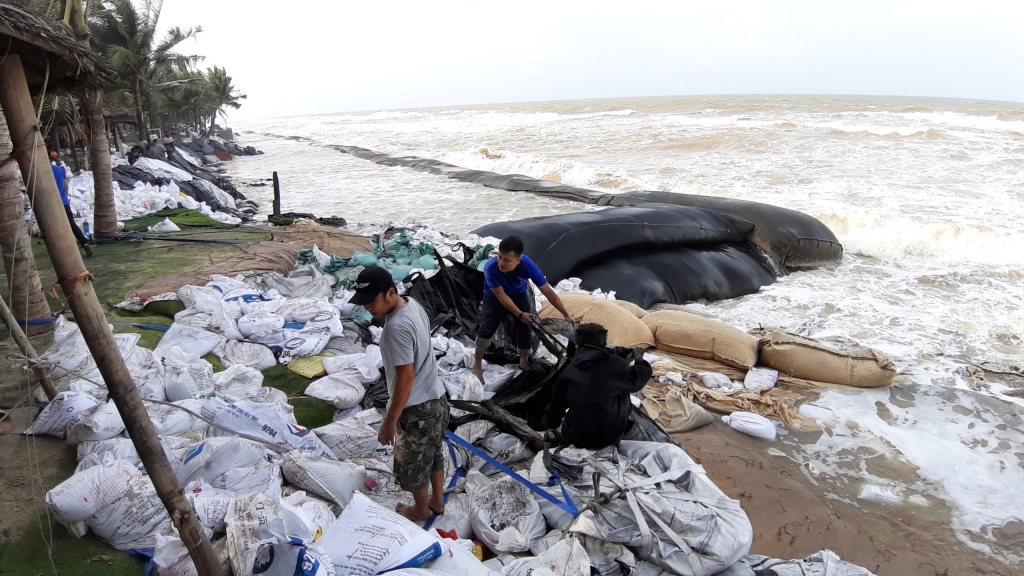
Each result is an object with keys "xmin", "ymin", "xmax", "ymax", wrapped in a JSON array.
[
  {"xmin": 641, "ymin": 384, "xmax": 715, "ymax": 433},
  {"xmin": 757, "ymin": 331, "xmax": 896, "ymax": 388},
  {"xmin": 642, "ymin": 310, "xmax": 758, "ymax": 369},
  {"xmin": 610, "ymin": 299, "xmax": 647, "ymax": 319},
  {"xmin": 540, "ymin": 292, "xmax": 655, "ymax": 348}
]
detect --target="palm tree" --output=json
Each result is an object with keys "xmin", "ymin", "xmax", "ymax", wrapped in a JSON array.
[
  {"xmin": 159, "ymin": 68, "xmax": 211, "ymax": 133},
  {"xmin": 0, "ymin": 108, "xmax": 53, "ymax": 335},
  {"xmin": 203, "ymin": 66, "xmax": 246, "ymax": 136},
  {"xmin": 89, "ymin": 0, "xmax": 201, "ymax": 140},
  {"xmin": 65, "ymin": 0, "xmax": 118, "ymax": 240}
]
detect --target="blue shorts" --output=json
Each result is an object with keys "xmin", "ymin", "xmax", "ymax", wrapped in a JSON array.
[{"xmin": 475, "ymin": 293, "xmax": 532, "ymax": 355}]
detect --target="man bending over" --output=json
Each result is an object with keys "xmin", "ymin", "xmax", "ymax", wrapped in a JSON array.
[
  {"xmin": 351, "ymin": 266, "xmax": 449, "ymax": 521},
  {"xmin": 542, "ymin": 323, "xmax": 653, "ymax": 449},
  {"xmin": 473, "ymin": 235, "xmax": 575, "ymax": 382}
]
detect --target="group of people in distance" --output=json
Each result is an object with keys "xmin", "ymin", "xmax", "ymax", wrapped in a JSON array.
[
  {"xmin": 349, "ymin": 234, "xmax": 652, "ymax": 521},
  {"xmin": 127, "ymin": 135, "xmax": 175, "ymax": 165}
]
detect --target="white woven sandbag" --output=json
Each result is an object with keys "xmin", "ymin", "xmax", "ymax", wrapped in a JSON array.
[
  {"xmin": 722, "ymin": 411, "xmax": 777, "ymax": 440},
  {"xmin": 237, "ymin": 311, "xmax": 286, "ymax": 339},
  {"xmin": 305, "ymin": 372, "xmax": 366, "ymax": 409},
  {"xmin": 66, "ymin": 400, "xmax": 125, "ymax": 445},
  {"xmin": 743, "ymin": 367, "xmax": 778, "ymax": 392},
  {"xmin": 305, "ymin": 311, "xmax": 344, "ymax": 337},
  {"xmin": 25, "ymin": 391, "xmax": 100, "ymax": 438}
]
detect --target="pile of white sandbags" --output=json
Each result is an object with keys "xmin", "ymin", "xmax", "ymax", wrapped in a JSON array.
[{"xmin": 26, "ymin": 249, "xmax": 877, "ymax": 576}]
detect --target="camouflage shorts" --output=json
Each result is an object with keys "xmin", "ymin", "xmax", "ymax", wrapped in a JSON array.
[{"xmin": 394, "ymin": 396, "xmax": 450, "ymax": 491}]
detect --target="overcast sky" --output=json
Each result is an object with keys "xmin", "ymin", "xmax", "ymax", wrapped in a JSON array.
[{"xmin": 158, "ymin": 0, "xmax": 1024, "ymax": 120}]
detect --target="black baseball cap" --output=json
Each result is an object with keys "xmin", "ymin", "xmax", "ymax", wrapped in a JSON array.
[{"xmin": 349, "ymin": 266, "xmax": 396, "ymax": 306}]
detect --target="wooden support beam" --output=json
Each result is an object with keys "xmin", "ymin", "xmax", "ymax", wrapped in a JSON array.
[
  {"xmin": 64, "ymin": 117, "xmax": 81, "ymax": 173},
  {"xmin": 0, "ymin": 53, "xmax": 225, "ymax": 576}
]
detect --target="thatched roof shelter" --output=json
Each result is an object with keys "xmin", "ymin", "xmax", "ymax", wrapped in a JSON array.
[
  {"xmin": 0, "ymin": 2, "xmax": 114, "ymax": 95},
  {"xmin": 103, "ymin": 106, "xmax": 136, "ymax": 124}
]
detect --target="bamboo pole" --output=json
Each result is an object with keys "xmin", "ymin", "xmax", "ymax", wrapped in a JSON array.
[
  {"xmin": 0, "ymin": 54, "xmax": 225, "ymax": 576},
  {"xmin": 64, "ymin": 118, "xmax": 81, "ymax": 173},
  {"xmin": 0, "ymin": 291, "xmax": 55, "ymax": 400},
  {"xmin": 54, "ymin": 124, "xmax": 63, "ymax": 158},
  {"xmin": 112, "ymin": 122, "xmax": 122, "ymax": 155},
  {"xmin": 272, "ymin": 171, "xmax": 281, "ymax": 216}
]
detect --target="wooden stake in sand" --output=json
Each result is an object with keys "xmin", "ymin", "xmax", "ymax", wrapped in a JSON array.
[
  {"xmin": 0, "ymin": 53, "xmax": 226, "ymax": 576},
  {"xmin": 273, "ymin": 170, "xmax": 281, "ymax": 216}
]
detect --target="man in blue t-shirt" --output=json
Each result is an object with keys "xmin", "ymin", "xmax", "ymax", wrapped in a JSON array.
[
  {"xmin": 473, "ymin": 235, "xmax": 575, "ymax": 381},
  {"xmin": 50, "ymin": 151, "xmax": 92, "ymax": 257}
]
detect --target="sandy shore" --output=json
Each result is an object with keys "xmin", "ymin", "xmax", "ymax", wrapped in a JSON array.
[{"xmin": 679, "ymin": 392, "xmax": 1021, "ymax": 576}]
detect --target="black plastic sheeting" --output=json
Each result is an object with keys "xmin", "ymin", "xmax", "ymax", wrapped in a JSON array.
[
  {"xmin": 332, "ymin": 144, "xmax": 842, "ymax": 269},
  {"xmin": 448, "ymin": 338, "xmax": 676, "ymax": 449},
  {"xmin": 405, "ymin": 250, "xmax": 486, "ymax": 340},
  {"xmin": 176, "ymin": 181, "xmax": 221, "ymax": 207},
  {"xmin": 166, "ymin": 147, "xmax": 247, "ymax": 202},
  {"xmin": 395, "ymin": 251, "xmax": 677, "ymax": 448},
  {"xmin": 112, "ymin": 165, "xmax": 158, "ymax": 189}
]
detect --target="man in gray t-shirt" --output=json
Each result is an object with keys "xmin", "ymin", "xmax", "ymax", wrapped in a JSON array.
[{"xmin": 349, "ymin": 266, "xmax": 448, "ymax": 521}]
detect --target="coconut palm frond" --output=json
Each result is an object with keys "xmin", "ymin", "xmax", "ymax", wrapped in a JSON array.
[{"xmin": 38, "ymin": 94, "xmax": 79, "ymax": 123}]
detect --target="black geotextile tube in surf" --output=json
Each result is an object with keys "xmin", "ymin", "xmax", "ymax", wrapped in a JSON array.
[
  {"xmin": 472, "ymin": 203, "xmax": 756, "ymax": 284},
  {"xmin": 574, "ymin": 243, "xmax": 777, "ymax": 308},
  {"xmin": 333, "ymin": 144, "xmax": 843, "ymax": 267},
  {"xmin": 597, "ymin": 191, "xmax": 843, "ymax": 268}
]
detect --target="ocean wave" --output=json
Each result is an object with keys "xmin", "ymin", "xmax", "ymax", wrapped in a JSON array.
[
  {"xmin": 816, "ymin": 210, "xmax": 1024, "ymax": 267},
  {"xmin": 897, "ymin": 111, "xmax": 1024, "ymax": 134},
  {"xmin": 439, "ymin": 148, "xmax": 626, "ymax": 192},
  {"xmin": 658, "ymin": 114, "xmax": 785, "ymax": 128},
  {"xmin": 651, "ymin": 113, "xmax": 949, "ymax": 139}
]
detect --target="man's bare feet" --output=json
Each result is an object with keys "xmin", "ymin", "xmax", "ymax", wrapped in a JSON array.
[
  {"xmin": 396, "ymin": 502, "xmax": 433, "ymax": 521},
  {"xmin": 428, "ymin": 493, "xmax": 445, "ymax": 516}
]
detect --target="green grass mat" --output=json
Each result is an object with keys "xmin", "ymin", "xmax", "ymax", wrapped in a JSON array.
[{"xmin": 119, "ymin": 208, "xmax": 228, "ymax": 232}]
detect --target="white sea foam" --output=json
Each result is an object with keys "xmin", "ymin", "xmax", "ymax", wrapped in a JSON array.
[
  {"xmin": 817, "ymin": 210, "xmax": 1024, "ymax": 266},
  {"xmin": 899, "ymin": 110, "xmax": 1024, "ymax": 134},
  {"xmin": 795, "ymin": 386, "xmax": 1024, "ymax": 563}
]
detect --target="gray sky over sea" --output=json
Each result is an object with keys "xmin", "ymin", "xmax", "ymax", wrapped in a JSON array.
[{"xmin": 160, "ymin": 0, "xmax": 1024, "ymax": 119}]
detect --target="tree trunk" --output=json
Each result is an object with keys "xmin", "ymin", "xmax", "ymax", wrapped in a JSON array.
[
  {"xmin": 82, "ymin": 89, "xmax": 116, "ymax": 241},
  {"xmin": 64, "ymin": 0, "xmax": 115, "ymax": 241},
  {"xmin": 206, "ymin": 111, "xmax": 217, "ymax": 138},
  {"xmin": 0, "ymin": 106, "xmax": 52, "ymax": 336},
  {"xmin": 133, "ymin": 76, "xmax": 147, "ymax": 142}
]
